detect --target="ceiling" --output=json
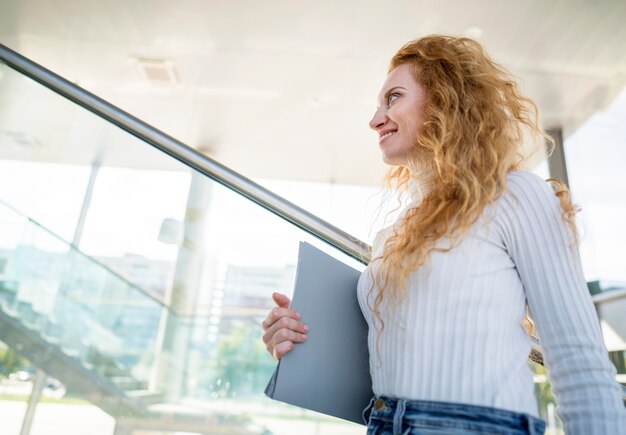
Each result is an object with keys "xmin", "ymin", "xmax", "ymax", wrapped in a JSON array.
[{"xmin": 0, "ymin": 0, "xmax": 625, "ymax": 185}]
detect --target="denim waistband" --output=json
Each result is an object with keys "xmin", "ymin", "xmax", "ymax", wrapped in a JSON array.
[{"xmin": 362, "ymin": 396, "xmax": 546, "ymax": 435}]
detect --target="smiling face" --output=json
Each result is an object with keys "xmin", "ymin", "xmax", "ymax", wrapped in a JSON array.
[{"xmin": 369, "ymin": 63, "xmax": 427, "ymax": 167}]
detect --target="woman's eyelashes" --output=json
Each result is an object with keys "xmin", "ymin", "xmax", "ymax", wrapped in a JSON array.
[{"xmin": 387, "ymin": 93, "xmax": 400, "ymax": 106}]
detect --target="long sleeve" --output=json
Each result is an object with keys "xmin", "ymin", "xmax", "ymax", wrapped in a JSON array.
[{"xmin": 497, "ymin": 172, "xmax": 626, "ymax": 434}]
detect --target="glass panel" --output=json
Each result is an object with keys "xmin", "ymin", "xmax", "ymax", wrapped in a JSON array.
[
  {"xmin": 0, "ymin": 200, "xmax": 163, "ymax": 400},
  {"xmin": 564, "ymin": 87, "xmax": 626, "ymax": 285},
  {"xmin": 0, "ymin": 60, "xmax": 365, "ymax": 434},
  {"xmin": 530, "ymin": 361, "xmax": 564, "ymax": 435},
  {"xmin": 0, "ymin": 340, "xmax": 29, "ymax": 434},
  {"xmin": 564, "ymin": 86, "xmax": 626, "ymax": 390},
  {"xmin": 0, "ymin": 53, "xmax": 598, "ymax": 435},
  {"xmin": 0, "ymin": 340, "xmax": 116, "ymax": 435}
]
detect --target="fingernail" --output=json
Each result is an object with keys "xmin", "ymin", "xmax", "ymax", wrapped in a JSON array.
[
  {"xmin": 302, "ymin": 334, "xmax": 307, "ymax": 340},
  {"xmin": 303, "ymin": 325, "xmax": 309, "ymax": 332}
]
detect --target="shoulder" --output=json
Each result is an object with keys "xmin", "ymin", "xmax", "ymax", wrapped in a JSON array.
[
  {"xmin": 501, "ymin": 171, "xmax": 559, "ymax": 211},
  {"xmin": 505, "ymin": 170, "xmax": 553, "ymax": 196},
  {"xmin": 490, "ymin": 171, "xmax": 564, "ymax": 236},
  {"xmin": 488, "ymin": 172, "xmax": 572, "ymax": 252}
]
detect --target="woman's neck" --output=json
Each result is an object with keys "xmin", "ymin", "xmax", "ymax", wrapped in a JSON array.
[{"xmin": 408, "ymin": 172, "xmax": 434, "ymax": 205}]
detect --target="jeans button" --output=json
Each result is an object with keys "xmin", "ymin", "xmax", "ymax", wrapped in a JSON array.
[{"xmin": 374, "ymin": 399, "xmax": 385, "ymax": 411}]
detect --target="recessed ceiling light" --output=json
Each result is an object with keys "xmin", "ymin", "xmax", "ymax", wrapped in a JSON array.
[{"xmin": 135, "ymin": 57, "xmax": 181, "ymax": 86}]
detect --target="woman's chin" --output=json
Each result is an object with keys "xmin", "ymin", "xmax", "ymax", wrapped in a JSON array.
[{"xmin": 381, "ymin": 153, "xmax": 410, "ymax": 167}]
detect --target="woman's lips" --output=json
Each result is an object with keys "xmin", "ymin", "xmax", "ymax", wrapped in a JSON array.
[{"xmin": 379, "ymin": 130, "xmax": 397, "ymax": 145}]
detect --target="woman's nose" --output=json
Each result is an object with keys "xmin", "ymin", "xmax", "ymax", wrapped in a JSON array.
[{"xmin": 369, "ymin": 108, "xmax": 387, "ymax": 131}]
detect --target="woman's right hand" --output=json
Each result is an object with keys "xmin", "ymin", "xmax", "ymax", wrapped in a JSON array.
[{"xmin": 262, "ymin": 292, "xmax": 308, "ymax": 361}]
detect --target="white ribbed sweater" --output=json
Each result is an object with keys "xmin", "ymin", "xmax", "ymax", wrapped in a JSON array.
[{"xmin": 357, "ymin": 171, "xmax": 626, "ymax": 434}]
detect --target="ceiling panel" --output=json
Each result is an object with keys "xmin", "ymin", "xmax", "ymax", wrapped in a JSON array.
[{"xmin": 1, "ymin": 0, "xmax": 625, "ymax": 185}]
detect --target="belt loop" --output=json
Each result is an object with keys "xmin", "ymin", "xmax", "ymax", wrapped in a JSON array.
[
  {"xmin": 524, "ymin": 415, "xmax": 533, "ymax": 435},
  {"xmin": 392, "ymin": 399, "xmax": 407, "ymax": 435},
  {"xmin": 362, "ymin": 396, "xmax": 376, "ymax": 425}
]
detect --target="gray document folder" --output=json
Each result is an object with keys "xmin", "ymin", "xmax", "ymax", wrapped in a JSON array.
[{"xmin": 264, "ymin": 242, "xmax": 373, "ymax": 425}]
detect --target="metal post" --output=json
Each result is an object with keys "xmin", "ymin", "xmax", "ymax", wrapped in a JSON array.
[
  {"xmin": 154, "ymin": 170, "xmax": 213, "ymax": 399},
  {"xmin": 546, "ymin": 128, "xmax": 569, "ymax": 187},
  {"xmin": 113, "ymin": 420, "xmax": 133, "ymax": 435},
  {"xmin": 71, "ymin": 157, "xmax": 101, "ymax": 248},
  {"xmin": 19, "ymin": 367, "xmax": 46, "ymax": 435},
  {"xmin": 0, "ymin": 43, "xmax": 371, "ymax": 264}
]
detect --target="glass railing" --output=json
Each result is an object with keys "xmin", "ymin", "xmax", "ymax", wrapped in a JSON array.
[
  {"xmin": 0, "ymin": 48, "xmax": 368, "ymax": 434},
  {"xmin": 1, "ymin": 42, "xmax": 623, "ymax": 435},
  {"xmin": 0, "ymin": 200, "xmax": 165, "ymax": 410}
]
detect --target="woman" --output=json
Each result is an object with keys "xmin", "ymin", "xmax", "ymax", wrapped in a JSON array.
[{"xmin": 261, "ymin": 35, "xmax": 626, "ymax": 434}]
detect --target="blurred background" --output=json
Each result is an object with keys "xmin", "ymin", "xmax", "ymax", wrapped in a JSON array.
[{"xmin": 0, "ymin": 1, "xmax": 625, "ymax": 434}]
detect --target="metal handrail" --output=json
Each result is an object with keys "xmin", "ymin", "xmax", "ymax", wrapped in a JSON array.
[
  {"xmin": 10, "ymin": 45, "xmax": 626, "ymax": 394},
  {"xmin": 0, "ymin": 42, "xmax": 560, "ymax": 373},
  {"xmin": 4, "ymin": 44, "xmax": 626, "ymax": 402},
  {"xmin": 0, "ymin": 43, "xmax": 371, "ymax": 264},
  {"xmin": 0, "ymin": 198, "xmax": 170, "ymax": 312},
  {"xmin": 592, "ymin": 287, "xmax": 626, "ymax": 305}
]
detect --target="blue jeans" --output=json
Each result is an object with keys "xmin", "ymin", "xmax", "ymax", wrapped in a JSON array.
[{"xmin": 362, "ymin": 396, "xmax": 546, "ymax": 434}]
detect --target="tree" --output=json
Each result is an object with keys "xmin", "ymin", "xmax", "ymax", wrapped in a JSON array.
[{"xmin": 0, "ymin": 346, "xmax": 27, "ymax": 378}]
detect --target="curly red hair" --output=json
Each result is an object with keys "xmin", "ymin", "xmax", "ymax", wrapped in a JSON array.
[{"xmin": 369, "ymin": 35, "xmax": 578, "ymax": 339}]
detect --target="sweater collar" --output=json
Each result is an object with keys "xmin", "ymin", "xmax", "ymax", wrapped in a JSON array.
[{"xmin": 408, "ymin": 173, "xmax": 434, "ymax": 206}]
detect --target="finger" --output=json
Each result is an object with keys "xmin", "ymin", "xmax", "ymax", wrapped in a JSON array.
[
  {"xmin": 271, "ymin": 331, "xmax": 307, "ymax": 361},
  {"xmin": 272, "ymin": 292, "xmax": 291, "ymax": 308},
  {"xmin": 271, "ymin": 328, "xmax": 307, "ymax": 349},
  {"xmin": 262, "ymin": 306, "xmax": 300, "ymax": 331},
  {"xmin": 262, "ymin": 306, "xmax": 301, "ymax": 331},
  {"xmin": 262, "ymin": 316, "xmax": 308, "ymax": 344},
  {"xmin": 266, "ymin": 328, "xmax": 308, "ymax": 360},
  {"xmin": 272, "ymin": 340, "xmax": 294, "ymax": 360}
]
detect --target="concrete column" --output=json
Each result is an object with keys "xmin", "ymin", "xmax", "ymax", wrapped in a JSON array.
[
  {"xmin": 546, "ymin": 128, "xmax": 569, "ymax": 187},
  {"xmin": 153, "ymin": 170, "xmax": 212, "ymax": 400}
]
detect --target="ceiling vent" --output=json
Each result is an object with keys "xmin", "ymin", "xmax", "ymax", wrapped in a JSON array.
[{"xmin": 135, "ymin": 57, "xmax": 181, "ymax": 86}]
